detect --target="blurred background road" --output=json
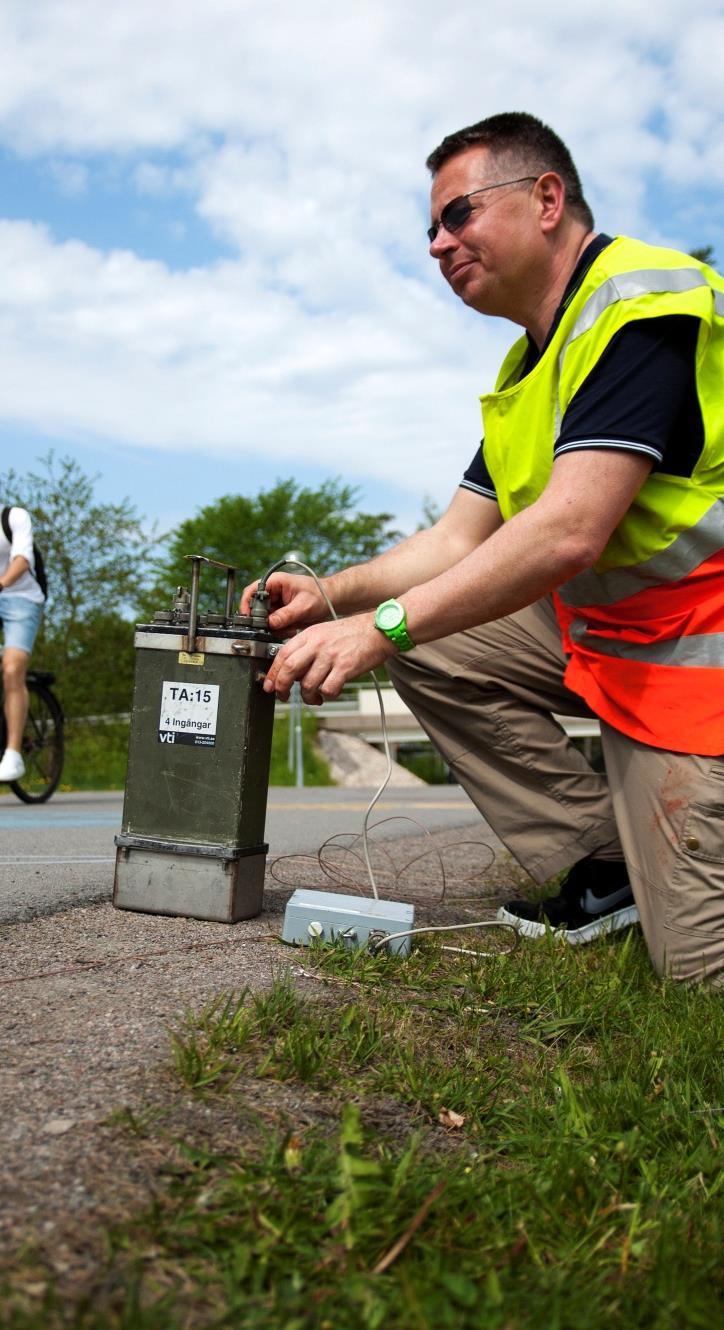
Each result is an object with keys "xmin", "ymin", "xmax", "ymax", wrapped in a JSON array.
[{"xmin": 0, "ymin": 787, "xmax": 484, "ymax": 925}]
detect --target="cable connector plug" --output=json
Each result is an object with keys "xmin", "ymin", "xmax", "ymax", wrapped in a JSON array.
[{"xmin": 249, "ymin": 588, "xmax": 271, "ymax": 628}]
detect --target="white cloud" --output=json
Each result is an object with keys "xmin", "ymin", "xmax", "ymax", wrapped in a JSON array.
[
  {"xmin": 47, "ymin": 158, "xmax": 88, "ymax": 196},
  {"xmin": 0, "ymin": 0, "xmax": 721, "ymax": 515},
  {"xmin": 0, "ymin": 217, "xmax": 507, "ymax": 499}
]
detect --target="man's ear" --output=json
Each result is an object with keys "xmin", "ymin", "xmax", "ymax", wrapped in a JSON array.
[{"xmin": 534, "ymin": 172, "xmax": 566, "ymax": 234}]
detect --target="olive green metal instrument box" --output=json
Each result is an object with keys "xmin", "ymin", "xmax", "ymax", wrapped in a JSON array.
[{"xmin": 114, "ymin": 569, "xmax": 281, "ymax": 923}]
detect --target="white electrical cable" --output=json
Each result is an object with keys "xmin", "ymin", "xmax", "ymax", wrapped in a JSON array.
[
  {"xmin": 258, "ymin": 555, "xmax": 519, "ymax": 959},
  {"xmin": 259, "ymin": 555, "xmax": 392, "ymax": 899},
  {"xmin": 369, "ymin": 919, "xmax": 519, "ymax": 958}
]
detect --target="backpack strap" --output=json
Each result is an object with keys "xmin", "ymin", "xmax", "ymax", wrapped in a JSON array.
[{"xmin": 1, "ymin": 506, "xmax": 11, "ymax": 543}]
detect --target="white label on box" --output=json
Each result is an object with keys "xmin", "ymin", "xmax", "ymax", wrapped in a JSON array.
[{"xmin": 158, "ymin": 681, "xmax": 220, "ymax": 747}]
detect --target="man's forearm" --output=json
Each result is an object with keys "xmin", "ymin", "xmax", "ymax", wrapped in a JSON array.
[
  {"xmin": 322, "ymin": 491, "xmax": 502, "ymax": 614},
  {"xmin": 401, "ymin": 509, "xmax": 579, "ymax": 643},
  {"xmin": 401, "ymin": 451, "xmax": 654, "ymax": 644},
  {"xmin": 321, "ymin": 529, "xmax": 451, "ymax": 614}
]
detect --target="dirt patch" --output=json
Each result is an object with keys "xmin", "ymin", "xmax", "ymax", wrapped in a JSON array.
[{"xmin": 0, "ymin": 826, "xmax": 528, "ymax": 1303}]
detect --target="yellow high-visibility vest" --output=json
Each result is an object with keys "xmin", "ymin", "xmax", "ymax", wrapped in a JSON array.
[{"xmin": 480, "ymin": 236, "xmax": 724, "ymax": 753}]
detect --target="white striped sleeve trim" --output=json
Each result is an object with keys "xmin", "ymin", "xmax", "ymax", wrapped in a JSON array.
[
  {"xmin": 459, "ymin": 479, "xmax": 498, "ymax": 500},
  {"xmin": 553, "ymin": 437, "xmax": 663, "ymax": 462}
]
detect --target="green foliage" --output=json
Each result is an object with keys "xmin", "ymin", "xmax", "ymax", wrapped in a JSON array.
[
  {"xmin": 0, "ymin": 452, "xmax": 153, "ymax": 717},
  {"xmin": 61, "ymin": 720, "xmax": 130, "ymax": 790},
  {"xmin": 396, "ymin": 743, "xmax": 449, "ymax": 783},
  {"xmin": 7, "ymin": 934, "xmax": 724, "ymax": 1328},
  {"xmin": 170, "ymin": 990, "xmax": 256, "ymax": 1090},
  {"xmin": 0, "ymin": 926, "xmax": 721, "ymax": 1328},
  {"xmin": 326, "ymin": 1103, "xmax": 384, "ymax": 1250},
  {"xmin": 1, "ymin": 451, "xmax": 153, "ymax": 643},
  {"xmin": 689, "ymin": 244, "xmax": 718, "ymax": 269},
  {"xmin": 269, "ymin": 711, "xmax": 333, "ymax": 786},
  {"xmin": 52, "ymin": 613, "xmax": 137, "ymax": 720},
  {"xmin": 1, "ymin": 459, "xmax": 401, "ymax": 722},
  {"xmin": 147, "ymin": 477, "xmax": 400, "ymax": 613},
  {"xmin": 55, "ymin": 710, "xmax": 332, "ymax": 791}
]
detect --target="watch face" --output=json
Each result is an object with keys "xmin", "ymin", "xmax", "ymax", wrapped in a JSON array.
[{"xmin": 377, "ymin": 601, "xmax": 403, "ymax": 631}]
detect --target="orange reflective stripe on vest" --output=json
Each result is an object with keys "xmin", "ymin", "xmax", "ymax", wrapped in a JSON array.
[
  {"xmin": 555, "ymin": 503, "xmax": 724, "ymax": 752},
  {"xmin": 561, "ymin": 652, "xmax": 724, "ymax": 753}
]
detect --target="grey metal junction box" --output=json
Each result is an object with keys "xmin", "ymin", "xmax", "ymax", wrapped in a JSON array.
[
  {"xmin": 114, "ymin": 558, "xmax": 282, "ymax": 923},
  {"xmin": 282, "ymin": 888, "xmax": 415, "ymax": 955}
]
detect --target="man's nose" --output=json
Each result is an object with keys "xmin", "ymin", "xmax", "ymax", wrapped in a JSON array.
[{"xmin": 429, "ymin": 223, "xmax": 458, "ymax": 260}]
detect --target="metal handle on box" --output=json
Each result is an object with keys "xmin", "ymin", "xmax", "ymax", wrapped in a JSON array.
[{"xmin": 184, "ymin": 554, "xmax": 238, "ymax": 653}]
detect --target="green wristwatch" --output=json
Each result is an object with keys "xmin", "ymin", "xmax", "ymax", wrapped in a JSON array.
[{"xmin": 374, "ymin": 598, "xmax": 416, "ymax": 652}]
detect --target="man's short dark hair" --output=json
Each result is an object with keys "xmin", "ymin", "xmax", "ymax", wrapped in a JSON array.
[{"xmin": 426, "ymin": 111, "xmax": 594, "ymax": 230}]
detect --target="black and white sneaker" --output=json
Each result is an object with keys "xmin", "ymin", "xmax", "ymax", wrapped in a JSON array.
[{"xmin": 497, "ymin": 856, "xmax": 639, "ymax": 945}]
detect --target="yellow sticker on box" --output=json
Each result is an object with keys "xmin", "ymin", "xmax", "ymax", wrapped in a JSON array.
[{"xmin": 178, "ymin": 651, "xmax": 205, "ymax": 666}]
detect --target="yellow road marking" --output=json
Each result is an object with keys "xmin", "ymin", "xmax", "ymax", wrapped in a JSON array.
[{"xmin": 268, "ymin": 801, "xmax": 474, "ymax": 812}]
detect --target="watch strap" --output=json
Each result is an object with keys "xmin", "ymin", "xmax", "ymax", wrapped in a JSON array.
[{"xmin": 374, "ymin": 599, "xmax": 416, "ymax": 652}]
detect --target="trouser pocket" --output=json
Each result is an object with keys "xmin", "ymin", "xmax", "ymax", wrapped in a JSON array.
[{"xmin": 669, "ymin": 764, "xmax": 724, "ymax": 938}]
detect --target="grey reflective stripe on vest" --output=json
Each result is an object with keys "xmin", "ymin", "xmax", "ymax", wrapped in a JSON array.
[
  {"xmin": 558, "ymin": 499, "xmax": 724, "ymax": 608},
  {"xmin": 564, "ymin": 268, "xmax": 715, "ymax": 351},
  {"xmin": 553, "ymin": 267, "xmax": 724, "ymax": 445},
  {"xmin": 568, "ymin": 622, "xmax": 724, "ymax": 668}
]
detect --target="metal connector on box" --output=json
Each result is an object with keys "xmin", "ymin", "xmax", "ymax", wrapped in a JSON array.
[{"xmin": 282, "ymin": 888, "xmax": 415, "ymax": 955}]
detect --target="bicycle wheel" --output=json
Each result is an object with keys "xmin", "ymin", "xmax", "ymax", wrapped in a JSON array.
[{"xmin": 10, "ymin": 682, "xmax": 64, "ymax": 804}]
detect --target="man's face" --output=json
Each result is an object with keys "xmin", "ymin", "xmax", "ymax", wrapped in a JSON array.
[{"xmin": 429, "ymin": 146, "xmax": 541, "ymax": 318}]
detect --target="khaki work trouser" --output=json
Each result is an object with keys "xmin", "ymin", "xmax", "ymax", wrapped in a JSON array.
[{"xmin": 387, "ymin": 597, "xmax": 724, "ymax": 985}]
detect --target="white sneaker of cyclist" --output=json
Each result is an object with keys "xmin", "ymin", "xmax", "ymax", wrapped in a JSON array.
[{"xmin": 0, "ymin": 748, "xmax": 25, "ymax": 781}]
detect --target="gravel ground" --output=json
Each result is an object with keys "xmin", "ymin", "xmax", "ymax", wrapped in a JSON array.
[{"xmin": 0, "ymin": 824, "xmax": 523, "ymax": 1296}]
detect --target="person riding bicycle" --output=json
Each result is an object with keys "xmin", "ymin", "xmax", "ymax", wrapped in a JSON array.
[{"xmin": 0, "ymin": 504, "xmax": 45, "ymax": 782}]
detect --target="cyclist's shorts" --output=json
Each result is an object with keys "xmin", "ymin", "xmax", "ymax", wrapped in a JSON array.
[{"xmin": 0, "ymin": 593, "xmax": 44, "ymax": 654}]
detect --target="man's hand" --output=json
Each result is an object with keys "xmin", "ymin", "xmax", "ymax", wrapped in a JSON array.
[
  {"xmin": 240, "ymin": 573, "xmax": 329, "ymax": 634},
  {"xmin": 262, "ymin": 615, "xmax": 396, "ymax": 703}
]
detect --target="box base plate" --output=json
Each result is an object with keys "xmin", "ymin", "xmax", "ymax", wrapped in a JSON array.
[{"xmin": 113, "ymin": 844, "xmax": 265, "ymax": 923}]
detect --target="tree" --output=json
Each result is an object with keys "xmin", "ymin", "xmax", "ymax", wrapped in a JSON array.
[
  {"xmin": 149, "ymin": 477, "xmax": 401, "ymax": 611},
  {"xmin": 0, "ymin": 452, "xmax": 154, "ymax": 715},
  {"xmin": 689, "ymin": 245, "xmax": 718, "ymax": 269},
  {"xmin": 416, "ymin": 495, "xmax": 443, "ymax": 530}
]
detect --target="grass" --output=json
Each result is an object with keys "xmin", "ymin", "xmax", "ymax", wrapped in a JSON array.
[
  {"xmin": 60, "ymin": 719, "xmax": 130, "ymax": 791},
  {"xmin": 4, "ymin": 929, "xmax": 723, "ymax": 1328},
  {"xmin": 395, "ymin": 743, "xmax": 451, "ymax": 784},
  {"xmin": 269, "ymin": 712, "xmax": 334, "ymax": 786},
  {"xmin": 55, "ymin": 712, "xmax": 332, "ymax": 792}
]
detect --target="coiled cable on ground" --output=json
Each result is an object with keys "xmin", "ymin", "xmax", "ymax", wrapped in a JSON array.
[{"xmin": 258, "ymin": 556, "xmax": 519, "ymax": 958}]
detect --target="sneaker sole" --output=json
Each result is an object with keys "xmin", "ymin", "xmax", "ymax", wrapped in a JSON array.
[{"xmin": 496, "ymin": 903, "xmax": 639, "ymax": 945}]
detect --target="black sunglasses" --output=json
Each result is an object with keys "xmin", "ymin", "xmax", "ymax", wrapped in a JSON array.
[{"xmin": 427, "ymin": 176, "xmax": 537, "ymax": 243}]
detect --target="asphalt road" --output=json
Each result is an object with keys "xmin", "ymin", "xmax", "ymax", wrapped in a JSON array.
[{"xmin": 0, "ymin": 786, "xmax": 484, "ymax": 925}]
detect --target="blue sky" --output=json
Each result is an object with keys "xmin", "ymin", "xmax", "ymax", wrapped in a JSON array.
[{"xmin": 0, "ymin": 0, "xmax": 722, "ymax": 551}]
